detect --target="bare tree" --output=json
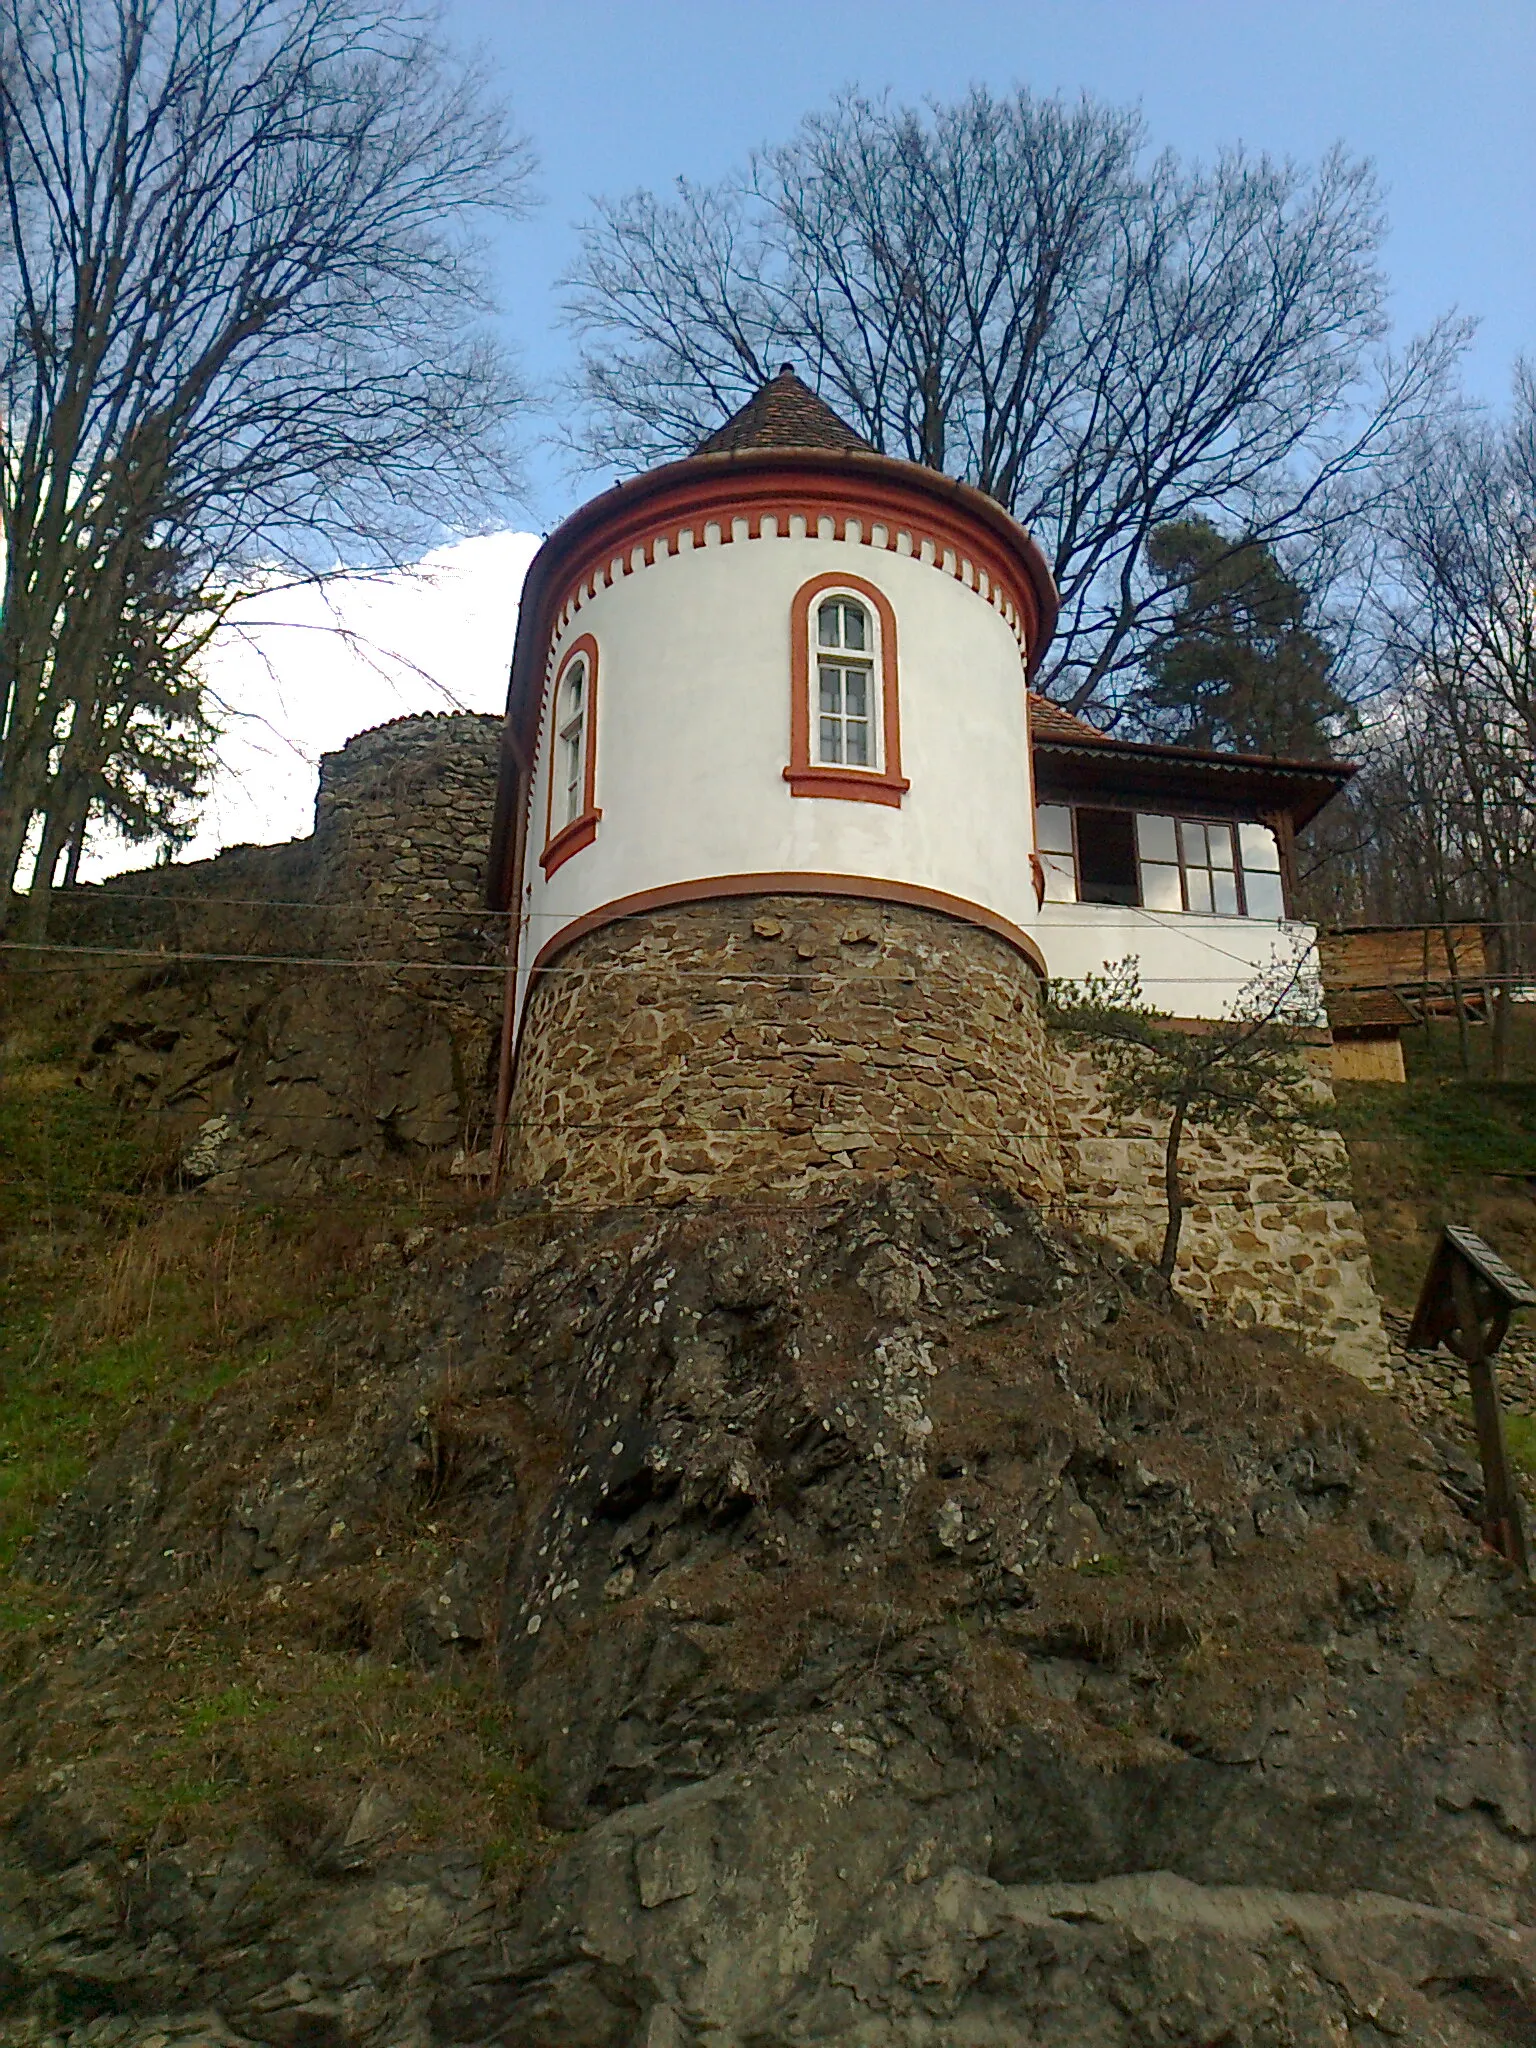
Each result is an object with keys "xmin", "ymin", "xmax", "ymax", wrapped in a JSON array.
[
  {"xmin": 1367, "ymin": 374, "xmax": 1536, "ymax": 1074},
  {"xmin": 562, "ymin": 87, "xmax": 1465, "ymax": 720},
  {"xmin": 0, "ymin": 0, "xmax": 534, "ymax": 931}
]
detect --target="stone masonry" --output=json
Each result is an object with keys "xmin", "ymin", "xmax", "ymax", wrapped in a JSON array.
[
  {"xmin": 46, "ymin": 713, "xmax": 508, "ymax": 1190},
  {"xmin": 1051, "ymin": 1042, "xmax": 1391, "ymax": 1384},
  {"xmin": 506, "ymin": 895, "xmax": 1065, "ymax": 1210},
  {"xmin": 41, "ymin": 714, "xmax": 1393, "ymax": 1379}
]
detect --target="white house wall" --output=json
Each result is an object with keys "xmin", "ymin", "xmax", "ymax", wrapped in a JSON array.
[
  {"xmin": 1034, "ymin": 902, "xmax": 1327, "ymax": 1022},
  {"xmin": 514, "ymin": 524, "xmax": 1303, "ymax": 1028},
  {"xmin": 519, "ymin": 532, "xmax": 1036, "ymax": 1005}
]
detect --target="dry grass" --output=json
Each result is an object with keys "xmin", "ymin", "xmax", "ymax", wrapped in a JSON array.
[{"xmin": 2, "ymin": 1575, "xmax": 555, "ymax": 1890}]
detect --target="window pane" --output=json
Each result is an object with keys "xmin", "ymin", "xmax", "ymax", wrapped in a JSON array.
[
  {"xmin": 818, "ymin": 716, "xmax": 842, "ymax": 763},
  {"xmin": 1209, "ymin": 825, "xmax": 1236, "ymax": 868},
  {"xmin": 1213, "ymin": 870, "xmax": 1240, "ymax": 915},
  {"xmin": 1036, "ymin": 804, "xmax": 1075, "ymax": 855},
  {"xmin": 845, "ymin": 720, "xmax": 870, "ymax": 766},
  {"xmin": 1139, "ymin": 861, "xmax": 1183, "ymax": 911},
  {"xmin": 1041, "ymin": 852, "xmax": 1077, "ymax": 903},
  {"xmin": 1238, "ymin": 822, "xmax": 1282, "ymax": 872},
  {"xmin": 564, "ymin": 661, "xmax": 584, "ymax": 710},
  {"xmin": 842, "ymin": 603, "xmax": 866, "ymax": 651},
  {"xmin": 1186, "ymin": 867, "xmax": 1214, "ymax": 915},
  {"xmin": 1076, "ymin": 808, "xmax": 1139, "ymax": 905},
  {"xmin": 819, "ymin": 664, "xmax": 841, "ymax": 714},
  {"xmin": 818, "ymin": 602, "xmax": 840, "ymax": 648},
  {"xmin": 844, "ymin": 669, "xmax": 868, "ymax": 719},
  {"xmin": 1244, "ymin": 871, "xmax": 1286, "ymax": 919},
  {"xmin": 1178, "ymin": 818, "xmax": 1208, "ymax": 866},
  {"xmin": 1136, "ymin": 813, "xmax": 1178, "ymax": 862}
]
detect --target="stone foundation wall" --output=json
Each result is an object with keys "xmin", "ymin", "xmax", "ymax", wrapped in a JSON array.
[
  {"xmin": 1050, "ymin": 1042, "xmax": 1391, "ymax": 1384},
  {"xmin": 506, "ymin": 895, "xmax": 1063, "ymax": 1208}
]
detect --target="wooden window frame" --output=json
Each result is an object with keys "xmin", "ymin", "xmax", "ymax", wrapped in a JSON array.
[
  {"xmin": 541, "ymin": 634, "xmax": 602, "ymax": 875},
  {"xmin": 1032, "ymin": 794, "xmax": 1294, "ymax": 918},
  {"xmin": 785, "ymin": 571, "xmax": 909, "ymax": 806}
]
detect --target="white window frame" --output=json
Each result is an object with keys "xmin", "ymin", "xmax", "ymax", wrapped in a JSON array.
[
  {"xmin": 812, "ymin": 592, "xmax": 882, "ymax": 774},
  {"xmin": 555, "ymin": 657, "xmax": 587, "ymax": 831}
]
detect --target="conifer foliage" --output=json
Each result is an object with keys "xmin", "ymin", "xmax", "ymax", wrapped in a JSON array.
[{"xmin": 1142, "ymin": 520, "xmax": 1352, "ymax": 758}]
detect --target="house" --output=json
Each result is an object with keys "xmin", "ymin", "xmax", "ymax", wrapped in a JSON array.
[
  {"xmin": 1319, "ymin": 923, "xmax": 1490, "ymax": 1083},
  {"xmin": 483, "ymin": 369, "xmax": 1386, "ymax": 1379},
  {"xmin": 487, "ymin": 365, "xmax": 1352, "ymax": 1116}
]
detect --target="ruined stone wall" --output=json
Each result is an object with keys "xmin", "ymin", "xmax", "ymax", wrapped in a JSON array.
[
  {"xmin": 1050, "ymin": 1041, "xmax": 1391, "ymax": 1384},
  {"xmin": 505, "ymin": 895, "xmax": 1064, "ymax": 1208},
  {"xmin": 43, "ymin": 713, "xmax": 508, "ymax": 1191}
]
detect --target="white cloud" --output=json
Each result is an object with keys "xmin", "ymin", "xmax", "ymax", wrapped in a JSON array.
[{"xmin": 81, "ymin": 529, "xmax": 539, "ymax": 877}]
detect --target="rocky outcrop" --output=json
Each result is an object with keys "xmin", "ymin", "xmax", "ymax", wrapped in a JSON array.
[{"xmin": 3, "ymin": 1182, "xmax": 1533, "ymax": 2045}]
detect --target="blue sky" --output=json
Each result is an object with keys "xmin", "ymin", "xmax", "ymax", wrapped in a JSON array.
[
  {"xmin": 459, "ymin": 0, "xmax": 1535, "ymax": 531},
  {"xmin": 124, "ymin": 0, "xmax": 1532, "ymax": 870}
]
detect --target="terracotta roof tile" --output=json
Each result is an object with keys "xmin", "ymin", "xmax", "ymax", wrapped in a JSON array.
[
  {"xmin": 693, "ymin": 366, "xmax": 874, "ymax": 456},
  {"xmin": 1028, "ymin": 694, "xmax": 1105, "ymax": 741}
]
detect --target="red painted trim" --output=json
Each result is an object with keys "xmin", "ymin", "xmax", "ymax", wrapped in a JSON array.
[
  {"xmin": 786, "ymin": 570, "xmax": 909, "ymax": 807},
  {"xmin": 540, "ymin": 812, "xmax": 599, "ymax": 875},
  {"xmin": 783, "ymin": 767, "xmax": 910, "ymax": 806},
  {"xmin": 524, "ymin": 873, "xmax": 1049, "ymax": 983},
  {"xmin": 540, "ymin": 635, "xmax": 601, "ymax": 876}
]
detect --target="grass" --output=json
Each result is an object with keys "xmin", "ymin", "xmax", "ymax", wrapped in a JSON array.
[
  {"xmin": 1330, "ymin": 1012, "xmax": 1536, "ymax": 1313},
  {"xmin": 0, "ymin": 976, "xmax": 550, "ymax": 1895},
  {"xmin": 0, "ymin": 998, "xmax": 455, "ymax": 1565}
]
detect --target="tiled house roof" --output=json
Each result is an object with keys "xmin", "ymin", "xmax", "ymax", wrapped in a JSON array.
[
  {"xmin": 693, "ymin": 366, "xmax": 874, "ymax": 456},
  {"xmin": 1028, "ymin": 694, "xmax": 1105, "ymax": 741}
]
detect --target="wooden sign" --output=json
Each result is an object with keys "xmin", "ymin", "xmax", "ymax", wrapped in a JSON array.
[{"xmin": 1408, "ymin": 1226, "xmax": 1536, "ymax": 1574}]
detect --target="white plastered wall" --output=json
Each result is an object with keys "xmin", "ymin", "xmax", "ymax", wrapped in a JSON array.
[
  {"xmin": 517, "ymin": 530, "xmax": 1037, "ymax": 1020},
  {"xmin": 1034, "ymin": 902, "xmax": 1326, "ymax": 1022},
  {"xmin": 513, "ymin": 524, "xmax": 1308, "ymax": 1028}
]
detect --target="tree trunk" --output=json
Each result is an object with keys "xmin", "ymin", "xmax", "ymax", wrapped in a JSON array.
[
  {"xmin": 1490, "ymin": 922, "xmax": 1514, "ymax": 1081},
  {"xmin": 1158, "ymin": 1099, "xmax": 1188, "ymax": 1279},
  {"xmin": 62, "ymin": 798, "xmax": 91, "ymax": 888},
  {"xmin": 1442, "ymin": 923, "xmax": 1471, "ymax": 1074},
  {"xmin": 16, "ymin": 796, "xmax": 76, "ymax": 941}
]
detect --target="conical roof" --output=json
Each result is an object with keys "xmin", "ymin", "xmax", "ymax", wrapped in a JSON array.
[{"xmin": 693, "ymin": 365, "xmax": 873, "ymax": 456}]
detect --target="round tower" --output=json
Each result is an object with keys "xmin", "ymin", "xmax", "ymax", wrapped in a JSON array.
[{"xmin": 489, "ymin": 368, "xmax": 1063, "ymax": 1205}]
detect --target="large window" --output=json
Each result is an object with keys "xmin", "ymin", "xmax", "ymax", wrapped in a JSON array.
[
  {"xmin": 1035, "ymin": 803, "xmax": 1286, "ymax": 917},
  {"xmin": 541, "ymin": 635, "xmax": 602, "ymax": 875},
  {"xmin": 785, "ymin": 572, "xmax": 909, "ymax": 806}
]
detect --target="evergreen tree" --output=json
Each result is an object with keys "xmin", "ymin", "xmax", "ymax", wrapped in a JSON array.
[{"xmin": 1143, "ymin": 519, "xmax": 1351, "ymax": 757}]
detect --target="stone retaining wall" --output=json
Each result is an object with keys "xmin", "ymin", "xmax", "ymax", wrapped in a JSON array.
[
  {"xmin": 37, "ymin": 716, "xmax": 1395, "ymax": 1382},
  {"xmin": 505, "ymin": 895, "xmax": 1064, "ymax": 1208},
  {"xmin": 1050, "ymin": 1042, "xmax": 1391, "ymax": 1384}
]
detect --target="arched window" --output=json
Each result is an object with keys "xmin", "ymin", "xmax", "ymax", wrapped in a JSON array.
[
  {"xmin": 785, "ymin": 573, "xmax": 908, "ymax": 806},
  {"xmin": 815, "ymin": 596, "xmax": 877, "ymax": 768},
  {"xmin": 541, "ymin": 634, "xmax": 601, "ymax": 874}
]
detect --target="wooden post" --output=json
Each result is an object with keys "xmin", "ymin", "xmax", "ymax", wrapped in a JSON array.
[
  {"xmin": 1449, "ymin": 1262, "xmax": 1527, "ymax": 1572},
  {"xmin": 1409, "ymin": 1225, "xmax": 1536, "ymax": 1575}
]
